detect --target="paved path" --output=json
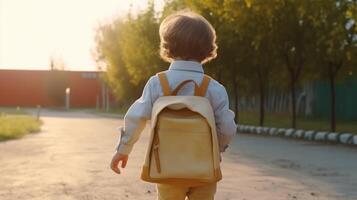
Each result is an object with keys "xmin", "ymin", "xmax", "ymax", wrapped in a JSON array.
[{"xmin": 0, "ymin": 110, "xmax": 356, "ymax": 200}]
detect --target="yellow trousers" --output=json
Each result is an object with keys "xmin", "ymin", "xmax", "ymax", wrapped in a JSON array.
[{"xmin": 157, "ymin": 183, "xmax": 217, "ymax": 200}]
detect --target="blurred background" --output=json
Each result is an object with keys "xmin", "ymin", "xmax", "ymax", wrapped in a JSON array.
[
  {"xmin": 93, "ymin": 0, "xmax": 357, "ymax": 134},
  {"xmin": 0, "ymin": 0, "xmax": 357, "ymax": 132},
  {"xmin": 2, "ymin": 0, "xmax": 356, "ymax": 134}
]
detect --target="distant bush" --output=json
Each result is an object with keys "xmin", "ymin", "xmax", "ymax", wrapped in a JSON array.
[{"xmin": 0, "ymin": 114, "xmax": 42, "ymax": 141}]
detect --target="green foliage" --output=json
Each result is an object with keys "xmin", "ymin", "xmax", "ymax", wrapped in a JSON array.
[
  {"xmin": 0, "ymin": 114, "xmax": 42, "ymax": 141},
  {"xmin": 310, "ymin": 0, "xmax": 357, "ymax": 79},
  {"xmin": 95, "ymin": 0, "xmax": 357, "ymax": 129},
  {"xmin": 95, "ymin": 3, "xmax": 165, "ymax": 105}
]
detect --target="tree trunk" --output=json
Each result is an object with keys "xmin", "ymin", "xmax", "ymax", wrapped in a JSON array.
[
  {"xmin": 259, "ymin": 85, "xmax": 265, "ymax": 126},
  {"xmin": 258, "ymin": 71, "xmax": 265, "ymax": 126},
  {"xmin": 284, "ymin": 52, "xmax": 304, "ymax": 129},
  {"xmin": 290, "ymin": 71, "xmax": 297, "ymax": 129},
  {"xmin": 329, "ymin": 64, "xmax": 337, "ymax": 132},
  {"xmin": 233, "ymin": 78, "xmax": 239, "ymax": 123},
  {"xmin": 230, "ymin": 63, "xmax": 239, "ymax": 123}
]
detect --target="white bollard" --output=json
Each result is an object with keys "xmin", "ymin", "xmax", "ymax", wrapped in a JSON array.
[
  {"xmin": 327, "ymin": 132, "xmax": 339, "ymax": 142},
  {"xmin": 294, "ymin": 130, "xmax": 304, "ymax": 138},
  {"xmin": 36, "ymin": 105, "xmax": 41, "ymax": 121},
  {"xmin": 269, "ymin": 128, "xmax": 277, "ymax": 135},
  {"xmin": 339, "ymin": 133, "xmax": 353, "ymax": 144},
  {"xmin": 353, "ymin": 135, "xmax": 357, "ymax": 145},
  {"xmin": 262, "ymin": 127, "xmax": 270, "ymax": 134},
  {"xmin": 256, "ymin": 127, "xmax": 263, "ymax": 134},
  {"xmin": 304, "ymin": 130, "xmax": 315, "ymax": 140},
  {"xmin": 285, "ymin": 129, "xmax": 295, "ymax": 137},
  {"xmin": 314, "ymin": 132, "xmax": 328, "ymax": 141},
  {"xmin": 277, "ymin": 128, "xmax": 286, "ymax": 135}
]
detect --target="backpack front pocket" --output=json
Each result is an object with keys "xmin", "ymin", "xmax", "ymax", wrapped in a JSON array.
[{"xmin": 149, "ymin": 109, "xmax": 214, "ymax": 180}]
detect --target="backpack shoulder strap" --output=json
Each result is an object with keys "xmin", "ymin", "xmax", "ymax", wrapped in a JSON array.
[
  {"xmin": 157, "ymin": 72, "xmax": 211, "ymax": 97},
  {"xmin": 171, "ymin": 80, "xmax": 199, "ymax": 96},
  {"xmin": 197, "ymin": 75, "xmax": 211, "ymax": 97},
  {"xmin": 157, "ymin": 72, "xmax": 170, "ymax": 96}
]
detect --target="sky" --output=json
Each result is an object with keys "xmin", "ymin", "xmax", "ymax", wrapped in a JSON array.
[{"xmin": 0, "ymin": 0, "xmax": 164, "ymax": 71}]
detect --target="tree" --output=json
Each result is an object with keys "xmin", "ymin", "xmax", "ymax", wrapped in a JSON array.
[
  {"xmin": 95, "ymin": 18, "xmax": 136, "ymax": 105},
  {"xmin": 189, "ymin": 0, "xmax": 281, "ymax": 126},
  {"xmin": 95, "ymin": 2, "xmax": 165, "ymax": 106},
  {"xmin": 270, "ymin": 0, "xmax": 316, "ymax": 128},
  {"xmin": 94, "ymin": 0, "xmax": 357, "ymax": 129},
  {"xmin": 312, "ymin": 0, "xmax": 357, "ymax": 131},
  {"xmin": 184, "ymin": 0, "xmax": 254, "ymax": 123},
  {"xmin": 235, "ymin": 1, "xmax": 280, "ymax": 126}
]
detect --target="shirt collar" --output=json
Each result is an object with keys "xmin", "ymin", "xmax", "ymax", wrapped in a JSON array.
[{"xmin": 168, "ymin": 60, "xmax": 204, "ymax": 73}]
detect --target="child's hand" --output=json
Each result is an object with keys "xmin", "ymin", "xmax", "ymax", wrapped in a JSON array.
[{"xmin": 110, "ymin": 152, "xmax": 129, "ymax": 174}]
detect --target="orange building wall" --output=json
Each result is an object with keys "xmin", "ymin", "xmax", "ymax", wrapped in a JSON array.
[{"xmin": 0, "ymin": 70, "xmax": 108, "ymax": 107}]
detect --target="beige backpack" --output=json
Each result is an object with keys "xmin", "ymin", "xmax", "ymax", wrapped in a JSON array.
[{"xmin": 140, "ymin": 72, "xmax": 222, "ymax": 187}]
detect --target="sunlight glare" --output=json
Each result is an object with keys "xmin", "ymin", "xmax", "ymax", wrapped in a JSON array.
[{"xmin": 0, "ymin": 0, "xmax": 163, "ymax": 71}]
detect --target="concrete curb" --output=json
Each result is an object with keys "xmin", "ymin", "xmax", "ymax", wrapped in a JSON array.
[{"xmin": 237, "ymin": 125, "xmax": 357, "ymax": 146}]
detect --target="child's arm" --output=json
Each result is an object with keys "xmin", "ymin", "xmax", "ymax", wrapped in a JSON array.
[
  {"xmin": 116, "ymin": 76, "xmax": 156, "ymax": 155},
  {"xmin": 111, "ymin": 77, "xmax": 156, "ymax": 174},
  {"xmin": 212, "ymin": 84, "xmax": 237, "ymax": 152}
]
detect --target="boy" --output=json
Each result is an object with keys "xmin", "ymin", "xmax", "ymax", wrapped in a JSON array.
[{"xmin": 110, "ymin": 10, "xmax": 237, "ymax": 200}]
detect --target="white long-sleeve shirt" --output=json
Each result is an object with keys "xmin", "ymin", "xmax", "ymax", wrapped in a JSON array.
[{"xmin": 116, "ymin": 60, "xmax": 237, "ymax": 155}]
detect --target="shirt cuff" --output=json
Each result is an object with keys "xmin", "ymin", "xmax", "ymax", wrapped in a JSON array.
[
  {"xmin": 116, "ymin": 143, "xmax": 133, "ymax": 155},
  {"xmin": 115, "ymin": 126, "xmax": 133, "ymax": 155}
]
